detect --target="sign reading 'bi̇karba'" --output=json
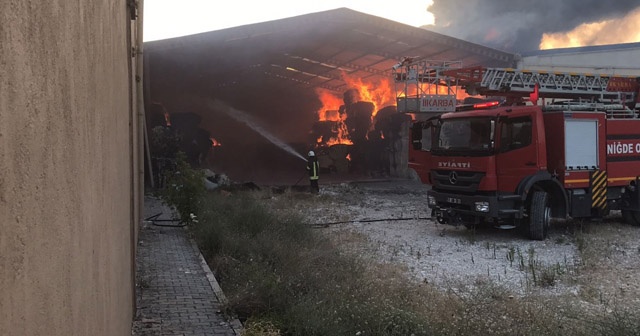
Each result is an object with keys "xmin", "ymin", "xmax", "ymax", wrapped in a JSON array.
[{"xmin": 420, "ymin": 95, "xmax": 456, "ymax": 112}]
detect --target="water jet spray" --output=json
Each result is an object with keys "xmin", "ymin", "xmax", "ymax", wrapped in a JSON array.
[{"xmin": 206, "ymin": 99, "xmax": 308, "ymax": 162}]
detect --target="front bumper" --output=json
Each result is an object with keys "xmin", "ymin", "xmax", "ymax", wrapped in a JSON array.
[{"xmin": 427, "ymin": 189, "xmax": 523, "ymax": 225}]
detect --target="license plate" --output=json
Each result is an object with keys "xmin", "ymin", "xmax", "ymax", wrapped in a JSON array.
[{"xmin": 446, "ymin": 197, "xmax": 462, "ymax": 204}]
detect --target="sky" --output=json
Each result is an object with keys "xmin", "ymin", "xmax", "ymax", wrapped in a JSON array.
[
  {"xmin": 144, "ymin": 0, "xmax": 435, "ymax": 42},
  {"xmin": 144, "ymin": 0, "xmax": 640, "ymax": 52}
]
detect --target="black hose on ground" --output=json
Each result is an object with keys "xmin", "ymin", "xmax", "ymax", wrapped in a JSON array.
[
  {"xmin": 310, "ymin": 216, "xmax": 430, "ymax": 228},
  {"xmin": 293, "ymin": 171, "xmax": 308, "ymax": 186},
  {"xmin": 144, "ymin": 212, "xmax": 187, "ymax": 227}
]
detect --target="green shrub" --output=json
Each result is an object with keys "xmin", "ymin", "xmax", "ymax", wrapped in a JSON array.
[
  {"xmin": 150, "ymin": 125, "xmax": 181, "ymax": 159},
  {"xmin": 158, "ymin": 152, "xmax": 205, "ymax": 223}
]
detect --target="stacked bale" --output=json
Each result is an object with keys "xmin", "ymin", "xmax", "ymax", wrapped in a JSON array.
[{"xmin": 328, "ymin": 144, "xmax": 350, "ymax": 173}]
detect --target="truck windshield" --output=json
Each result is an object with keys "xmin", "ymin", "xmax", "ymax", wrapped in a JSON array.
[{"xmin": 433, "ymin": 117, "xmax": 495, "ymax": 155}]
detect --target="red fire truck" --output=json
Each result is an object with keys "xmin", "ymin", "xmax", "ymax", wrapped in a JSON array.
[{"xmin": 394, "ymin": 59, "xmax": 640, "ymax": 240}]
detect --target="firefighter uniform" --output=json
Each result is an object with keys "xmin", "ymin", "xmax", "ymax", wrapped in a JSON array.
[{"xmin": 307, "ymin": 151, "xmax": 320, "ymax": 193}]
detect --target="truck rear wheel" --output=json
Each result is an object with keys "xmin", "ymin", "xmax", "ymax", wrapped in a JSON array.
[{"xmin": 528, "ymin": 191, "xmax": 550, "ymax": 240}]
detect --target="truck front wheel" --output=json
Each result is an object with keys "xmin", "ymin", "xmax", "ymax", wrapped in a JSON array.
[{"xmin": 528, "ymin": 191, "xmax": 550, "ymax": 240}]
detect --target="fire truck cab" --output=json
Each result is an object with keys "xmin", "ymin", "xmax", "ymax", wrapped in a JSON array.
[{"xmin": 394, "ymin": 60, "xmax": 640, "ymax": 240}]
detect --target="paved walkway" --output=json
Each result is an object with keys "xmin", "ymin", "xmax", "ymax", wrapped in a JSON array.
[{"xmin": 132, "ymin": 198, "xmax": 242, "ymax": 336}]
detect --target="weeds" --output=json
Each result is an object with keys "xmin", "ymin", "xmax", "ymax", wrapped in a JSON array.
[
  {"xmin": 506, "ymin": 246, "xmax": 516, "ymax": 267},
  {"xmin": 502, "ymin": 245, "xmax": 570, "ymax": 288},
  {"xmin": 189, "ymin": 190, "xmax": 638, "ymax": 336},
  {"xmin": 242, "ymin": 319, "xmax": 281, "ymax": 336},
  {"xmin": 157, "ymin": 152, "xmax": 205, "ymax": 223},
  {"xmin": 582, "ymin": 304, "xmax": 640, "ymax": 336}
]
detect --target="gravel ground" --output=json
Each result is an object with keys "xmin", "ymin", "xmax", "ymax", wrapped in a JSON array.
[{"xmin": 282, "ymin": 179, "xmax": 640, "ymax": 306}]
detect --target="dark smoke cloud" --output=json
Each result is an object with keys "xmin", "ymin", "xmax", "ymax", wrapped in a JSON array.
[{"xmin": 425, "ymin": 0, "xmax": 640, "ymax": 52}]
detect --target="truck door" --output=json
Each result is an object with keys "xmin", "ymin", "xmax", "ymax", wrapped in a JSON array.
[
  {"xmin": 408, "ymin": 121, "xmax": 434, "ymax": 183},
  {"xmin": 496, "ymin": 115, "xmax": 539, "ymax": 192}
]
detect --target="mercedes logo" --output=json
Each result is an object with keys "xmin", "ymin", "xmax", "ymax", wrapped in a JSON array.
[{"xmin": 449, "ymin": 171, "xmax": 458, "ymax": 185}]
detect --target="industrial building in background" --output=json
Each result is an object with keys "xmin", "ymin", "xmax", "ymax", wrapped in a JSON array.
[
  {"xmin": 143, "ymin": 8, "xmax": 517, "ymax": 185},
  {"xmin": 144, "ymin": 8, "xmax": 640, "ymax": 187}
]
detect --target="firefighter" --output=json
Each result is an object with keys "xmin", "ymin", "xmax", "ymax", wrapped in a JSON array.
[{"xmin": 307, "ymin": 150, "xmax": 320, "ymax": 193}]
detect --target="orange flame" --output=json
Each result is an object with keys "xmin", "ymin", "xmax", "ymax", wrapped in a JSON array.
[
  {"xmin": 316, "ymin": 92, "xmax": 348, "ymax": 145},
  {"xmin": 327, "ymin": 121, "xmax": 352, "ymax": 146},
  {"xmin": 315, "ymin": 73, "xmax": 398, "ymax": 146},
  {"xmin": 317, "ymin": 91, "xmax": 344, "ymax": 121},
  {"xmin": 341, "ymin": 73, "xmax": 396, "ymax": 118}
]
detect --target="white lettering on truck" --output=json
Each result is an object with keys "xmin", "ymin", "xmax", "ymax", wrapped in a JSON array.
[
  {"xmin": 607, "ymin": 141, "xmax": 640, "ymax": 155},
  {"xmin": 438, "ymin": 161, "xmax": 471, "ymax": 168}
]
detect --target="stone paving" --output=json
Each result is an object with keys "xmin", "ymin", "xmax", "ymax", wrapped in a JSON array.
[{"xmin": 132, "ymin": 198, "xmax": 241, "ymax": 336}]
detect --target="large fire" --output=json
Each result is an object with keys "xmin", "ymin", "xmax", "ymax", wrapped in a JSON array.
[
  {"xmin": 315, "ymin": 73, "xmax": 396, "ymax": 146},
  {"xmin": 539, "ymin": 7, "xmax": 640, "ymax": 49},
  {"xmin": 311, "ymin": 65, "xmax": 475, "ymax": 177},
  {"xmin": 316, "ymin": 91, "xmax": 351, "ymax": 146},
  {"xmin": 315, "ymin": 71, "xmax": 473, "ymax": 146},
  {"xmin": 340, "ymin": 74, "xmax": 396, "ymax": 118},
  {"xmin": 316, "ymin": 90, "xmax": 344, "ymax": 122}
]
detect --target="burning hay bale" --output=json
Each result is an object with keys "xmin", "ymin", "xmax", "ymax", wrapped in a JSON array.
[
  {"xmin": 316, "ymin": 144, "xmax": 351, "ymax": 174},
  {"xmin": 308, "ymin": 73, "xmax": 408, "ymax": 178},
  {"xmin": 310, "ymin": 89, "xmax": 402, "ymax": 177}
]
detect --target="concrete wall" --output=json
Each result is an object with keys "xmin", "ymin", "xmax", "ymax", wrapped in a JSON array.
[{"xmin": 0, "ymin": 1, "xmax": 140, "ymax": 335}]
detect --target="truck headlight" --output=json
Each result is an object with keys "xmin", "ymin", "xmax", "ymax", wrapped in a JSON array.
[
  {"xmin": 475, "ymin": 201, "xmax": 490, "ymax": 212},
  {"xmin": 428, "ymin": 195, "xmax": 437, "ymax": 207}
]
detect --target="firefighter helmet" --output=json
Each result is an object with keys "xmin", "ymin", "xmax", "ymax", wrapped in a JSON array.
[{"xmin": 308, "ymin": 151, "xmax": 315, "ymax": 157}]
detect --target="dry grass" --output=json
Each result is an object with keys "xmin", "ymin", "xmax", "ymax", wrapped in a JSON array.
[
  {"xmin": 191, "ymin": 189, "xmax": 640, "ymax": 336},
  {"xmin": 569, "ymin": 219, "xmax": 640, "ymax": 308}
]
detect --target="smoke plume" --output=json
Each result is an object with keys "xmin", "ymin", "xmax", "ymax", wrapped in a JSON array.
[
  {"xmin": 540, "ymin": 7, "xmax": 640, "ymax": 49},
  {"xmin": 425, "ymin": 0, "xmax": 640, "ymax": 52}
]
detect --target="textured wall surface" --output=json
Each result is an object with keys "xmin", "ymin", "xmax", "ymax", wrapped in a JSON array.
[{"xmin": 0, "ymin": 1, "xmax": 136, "ymax": 335}]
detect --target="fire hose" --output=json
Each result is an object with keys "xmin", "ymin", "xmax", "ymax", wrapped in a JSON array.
[
  {"xmin": 310, "ymin": 216, "xmax": 430, "ymax": 228},
  {"xmin": 293, "ymin": 171, "xmax": 308, "ymax": 186},
  {"xmin": 145, "ymin": 211, "xmax": 429, "ymax": 229},
  {"xmin": 144, "ymin": 212, "xmax": 187, "ymax": 227}
]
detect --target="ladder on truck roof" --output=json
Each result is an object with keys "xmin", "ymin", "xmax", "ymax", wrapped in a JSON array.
[
  {"xmin": 393, "ymin": 59, "xmax": 640, "ymax": 114},
  {"xmin": 542, "ymin": 101, "xmax": 637, "ymax": 118},
  {"xmin": 471, "ymin": 68, "xmax": 639, "ymax": 101}
]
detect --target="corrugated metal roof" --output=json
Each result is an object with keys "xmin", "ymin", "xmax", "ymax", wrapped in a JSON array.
[
  {"xmin": 145, "ymin": 8, "xmax": 518, "ymax": 94},
  {"xmin": 142, "ymin": 8, "xmax": 520, "ymax": 182}
]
